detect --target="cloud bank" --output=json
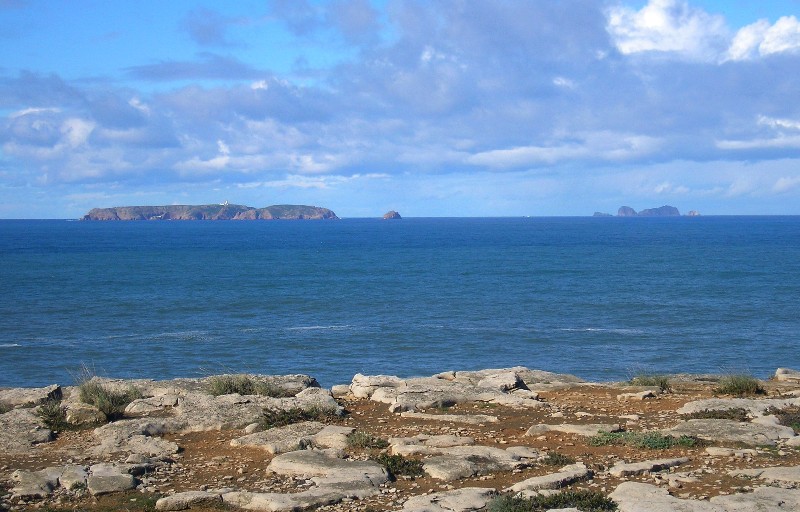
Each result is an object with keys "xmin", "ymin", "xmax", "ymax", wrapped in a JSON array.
[{"xmin": 1, "ymin": 0, "xmax": 800, "ymax": 217}]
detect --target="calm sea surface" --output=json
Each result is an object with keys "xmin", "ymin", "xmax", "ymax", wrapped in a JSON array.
[{"xmin": 1, "ymin": 217, "xmax": 798, "ymax": 388}]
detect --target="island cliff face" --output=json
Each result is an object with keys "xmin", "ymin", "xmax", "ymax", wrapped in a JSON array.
[
  {"xmin": 82, "ymin": 204, "xmax": 338, "ymax": 221},
  {"xmin": 616, "ymin": 205, "xmax": 681, "ymax": 217}
]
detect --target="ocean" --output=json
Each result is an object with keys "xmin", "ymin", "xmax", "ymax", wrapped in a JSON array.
[{"xmin": 1, "ymin": 217, "xmax": 798, "ymax": 389}]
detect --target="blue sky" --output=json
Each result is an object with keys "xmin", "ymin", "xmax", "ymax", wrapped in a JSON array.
[{"xmin": 2, "ymin": 0, "xmax": 800, "ymax": 218}]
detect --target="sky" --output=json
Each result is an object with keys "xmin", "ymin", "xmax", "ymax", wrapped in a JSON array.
[{"xmin": 2, "ymin": 0, "xmax": 800, "ymax": 218}]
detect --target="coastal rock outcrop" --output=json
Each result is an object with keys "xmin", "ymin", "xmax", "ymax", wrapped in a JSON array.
[
  {"xmin": 616, "ymin": 205, "xmax": 681, "ymax": 217},
  {"xmin": 81, "ymin": 204, "xmax": 338, "ymax": 221},
  {"xmin": 383, "ymin": 210, "xmax": 402, "ymax": 219}
]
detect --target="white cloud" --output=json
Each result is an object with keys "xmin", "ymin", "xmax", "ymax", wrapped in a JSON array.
[
  {"xmin": 606, "ymin": 0, "xmax": 729, "ymax": 61},
  {"xmin": 727, "ymin": 16, "xmax": 800, "ymax": 61},
  {"xmin": 759, "ymin": 115, "xmax": 800, "ymax": 131},
  {"xmin": 774, "ymin": 176, "xmax": 800, "ymax": 193}
]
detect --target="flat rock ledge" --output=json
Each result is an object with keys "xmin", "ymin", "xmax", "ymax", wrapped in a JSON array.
[{"xmin": 5, "ymin": 366, "xmax": 800, "ymax": 512}]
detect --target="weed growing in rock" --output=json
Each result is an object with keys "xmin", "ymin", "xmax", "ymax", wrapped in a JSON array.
[
  {"xmin": 541, "ymin": 452, "xmax": 576, "ymax": 466},
  {"xmin": 0, "ymin": 401, "xmax": 11, "ymax": 414},
  {"xmin": 206, "ymin": 374, "xmax": 295, "ymax": 398},
  {"xmin": 681, "ymin": 408, "xmax": 750, "ymax": 422},
  {"xmin": 589, "ymin": 431, "xmax": 700, "ymax": 449},
  {"xmin": 347, "ymin": 430, "xmax": 389, "ymax": 449},
  {"xmin": 630, "ymin": 374, "xmax": 672, "ymax": 393},
  {"xmin": 714, "ymin": 374, "xmax": 766, "ymax": 397},
  {"xmin": 487, "ymin": 490, "xmax": 617, "ymax": 511},
  {"xmin": 371, "ymin": 454, "xmax": 425, "ymax": 479},
  {"xmin": 259, "ymin": 406, "xmax": 335, "ymax": 430},
  {"xmin": 78, "ymin": 380, "xmax": 142, "ymax": 421},
  {"xmin": 36, "ymin": 398, "xmax": 69, "ymax": 431}
]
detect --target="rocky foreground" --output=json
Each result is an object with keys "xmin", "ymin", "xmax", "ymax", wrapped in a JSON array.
[{"xmin": 2, "ymin": 367, "xmax": 800, "ymax": 511}]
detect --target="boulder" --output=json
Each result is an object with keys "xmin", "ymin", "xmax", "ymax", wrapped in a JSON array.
[
  {"xmin": 9, "ymin": 468, "xmax": 59, "ymax": 498},
  {"xmin": 230, "ymin": 421, "xmax": 324, "ymax": 454},
  {"xmin": 508, "ymin": 463, "xmax": 592, "ymax": 493},
  {"xmin": 65, "ymin": 402, "xmax": 106, "ymax": 425},
  {"xmin": 676, "ymin": 397, "xmax": 800, "ymax": 417},
  {"xmin": 775, "ymin": 368, "xmax": 800, "ymax": 382},
  {"xmin": 610, "ymin": 481, "xmax": 800, "ymax": 511},
  {"xmin": 729, "ymin": 465, "xmax": 800, "ymax": 484},
  {"xmin": 0, "ymin": 407, "xmax": 54, "ymax": 454},
  {"xmin": 87, "ymin": 463, "xmax": 137, "ymax": 495},
  {"xmin": 0, "ymin": 384, "xmax": 62, "ymax": 407}
]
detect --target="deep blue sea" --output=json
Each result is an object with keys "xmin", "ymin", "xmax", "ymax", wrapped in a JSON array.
[{"xmin": 1, "ymin": 217, "xmax": 798, "ymax": 389}]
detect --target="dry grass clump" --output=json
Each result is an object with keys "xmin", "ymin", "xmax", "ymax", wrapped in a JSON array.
[
  {"xmin": 258, "ymin": 406, "xmax": 336, "ymax": 430},
  {"xmin": 370, "ymin": 454, "xmax": 425, "ymax": 479},
  {"xmin": 630, "ymin": 373, "xmax": 672, "ymax": 393},
  {"xmin": 78, "ymin": 380, "xmax": 142, "ymax": 422},
  {"xmin": 347, "ymin": 431, "xmax": 389, "ymax": 450},
  {"xmin": 681, "ymin": 408, "xmax": 750, "ymax": 422}
]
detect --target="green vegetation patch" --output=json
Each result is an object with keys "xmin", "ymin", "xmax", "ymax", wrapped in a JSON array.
[
  {"xmin": 714, "ymin": 374, "xmax": 766, "ymax": 397},
  {"xmin": 767, "ymin": 406, "xmax": 800, "ymax": 433},
  {"xmin": 541, "ymin": 452, "xmax": 576, "ymax": 466},
  {"xmin": 487, "ymin": 490, "xmax": 617, "ymax": 511},
  {"xmin": 78, "ymin": 380, "xmax": 142, "ymax": 422},
  {"xmin": 630, "ymin": 374, "xmax": 672, "ymax": 393},
  {"xmin": 206, "ymin": 374, "xmax": 296, "ymax": 398},
  {"xmin": 347, "ymin": 430, "xmax": 390, "ymax": 450},
  {"xmin": 681, "ymin": 408, "xmax": 750, "ymax": 422},
  {"xmin": 0, "ymin": 401, "xmax": 11, "ymax": 414},
  {"xmin": 259, "ymin": 406, "xmax": 335, "ymax": 430},
  {"xmin": 371, "ymin": 453, "xmax": 425, "ymax": 479},
  {"xmin": 36, "ymin": 398, "xmax": 69, "ymax": 431},
  {"xmin": 589, "ymin": 431, "xmax": 700, "ymax": 450}
]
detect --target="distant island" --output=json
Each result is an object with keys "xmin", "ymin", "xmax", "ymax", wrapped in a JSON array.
[
  {"xmin": 81, "ymin": 204, "xmax": 338, "ymax": 221},
  {"xmin": 593, "ymin": 205, "xmax": 690, "ymax": 217},
  {"xmin": 382, "ymin": 210, "xmax": 402, "ymax": 220}
]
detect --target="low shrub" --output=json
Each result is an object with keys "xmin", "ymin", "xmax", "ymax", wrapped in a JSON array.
[
  {"xmin": 589, "ymin": 431, "xmax": 700, "ymax": 450},
  {"xmin": 714, "ymin": 374, "xmax": 766, "ymax": 397},
  {"xmin": 767, "ymin": 406, "xmax": 800, "ymax": 433},
  {"xmin": 78, "ymin": 380, "xmax": 142, "ymax": 421},
  {"xmin": 630, "ymin": 374, "xmax": 672, "ymax": 393},
  {"xmin": 681, "ymin": 408, "xmax": 749, "ymax": 422},
  {"xmin": 0, "ymin": 401, "xmax": 11, "ymax": 414},
  {"xmin": 36, "ymin": 398, "xmax": 69, "ymax": 431},
  {"xmin": 487, "ymin": 490, "xmax": 617, "ymax": 511},
  {"xmin": 206, "ymin": 374, "xmax": 295, "ymax": 398},
  {"xmin": 371, "ymin": 454, "xmax": 425, "ymax": 479},
  {"xmin": 259, "ymin": 406, "xmax": 335, "ymax": 430},
  {"xmin": 347, "ymin": 431, "xmax": 389, "ymax": 450},
  {"xmin": 541, "ymin": 452, "xmax": 576, "ymax": 466}
]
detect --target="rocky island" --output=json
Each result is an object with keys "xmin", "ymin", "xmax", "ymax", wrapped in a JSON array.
[
  {"xmin": 2, "ymin": 367, "xmax": 800, "ymax": 511},
  {"xmin": 383, "ymin": 211, "xmax": 402, "ymax": 220},
  {"xmin": 594, "ymin": 205, "xmax": 682, "ymax": 217},
  {"xmin": 81, "ymin": 204, "xmax": 338, "ymax": 221}
]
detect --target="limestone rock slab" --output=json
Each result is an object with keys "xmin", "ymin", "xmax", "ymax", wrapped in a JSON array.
[
  {"xmin": 608, "ymin": 457, "xmax": 689, "ymax": 478},
  {"xmin": 526, "ymin": 423, "xmax": 621, "ymax": 437},
  {"xmin": 155, "ymin": 490, "xmax": 223, "ymax": 511},
  {"xmin": 508, "ymin": 463, "xmax": 592, "ymax": 492},
  {"xmin": 0, "ymin": 384, "xmax": 61, "ymax": 408},
  {"xmin": 230, "ymin": 421, "xmax": 324, "ymax": 454},
  {"xmin": 667, "ymin": 419, "xmax": 795, "ymax": 446},
  {"xmin": 402, "ymin": 487, "xmax": 495, "ymax": 512},
  {"xmin": 267, "ymin": 449, "xmax": 389, "ymax": 487},
  {"xmin": 729, "ymin": 465, "xmax": 800, "ymax": 484},
  {"xmin": 0, "ymin": 407, "xmax": 54, "ymax": 454}
]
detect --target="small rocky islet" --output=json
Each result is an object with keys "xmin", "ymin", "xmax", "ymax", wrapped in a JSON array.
[{"xmin": 2, "ymin": 367, "xmax": 800, "ymax": 511}]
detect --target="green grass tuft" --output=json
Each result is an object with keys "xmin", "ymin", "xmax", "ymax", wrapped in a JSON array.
[
  {"xmin": 681, "ymin": 408, "xmax": 749, "ymax": 422},
  {"xmin": 589, "ymin": 430, "xmax": 700, "ymax": 449},
  {"xmin": 206, "ymin": 374, "xmax": 296, "ymax": 398},
  {"xmin": 258, "ymin": 406, "xmax": 335, "ymax": 430},
  {"xmin": 36, "ymin": 398, "xmax": 69, "ymax": 431},
  {"xmin": 347, "ymin": 431, "xmax": 390, "ymax": 450},
  {"xmin": 371, "ymin": 453, "xmax": 425, "ymax": 479},
  {"xmin": 630, "ymin": 374, "xmax": 672, "ymax": 393},
  {"xmin": 541, "ymin": 452, "xmax": 576, "ymax": 466},
  {"xmin": 78, "ymin": 380, "xmax": 142, "ymax": 422},
  {"xmin": 0, "ymin": 401, "xmax": 11, "ymax": 414},
  {"xmin": 714, "ymin": 374, "xmax": 766, "ymax": 397},
  {"xmin": 487, "ymin": 490, "xmax": 617, "ymax": 511}
]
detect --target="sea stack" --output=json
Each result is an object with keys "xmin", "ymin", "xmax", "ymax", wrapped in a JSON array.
[{"xmin": 383, "ymin": 210, "xmax": 402, "ymax": 220}]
